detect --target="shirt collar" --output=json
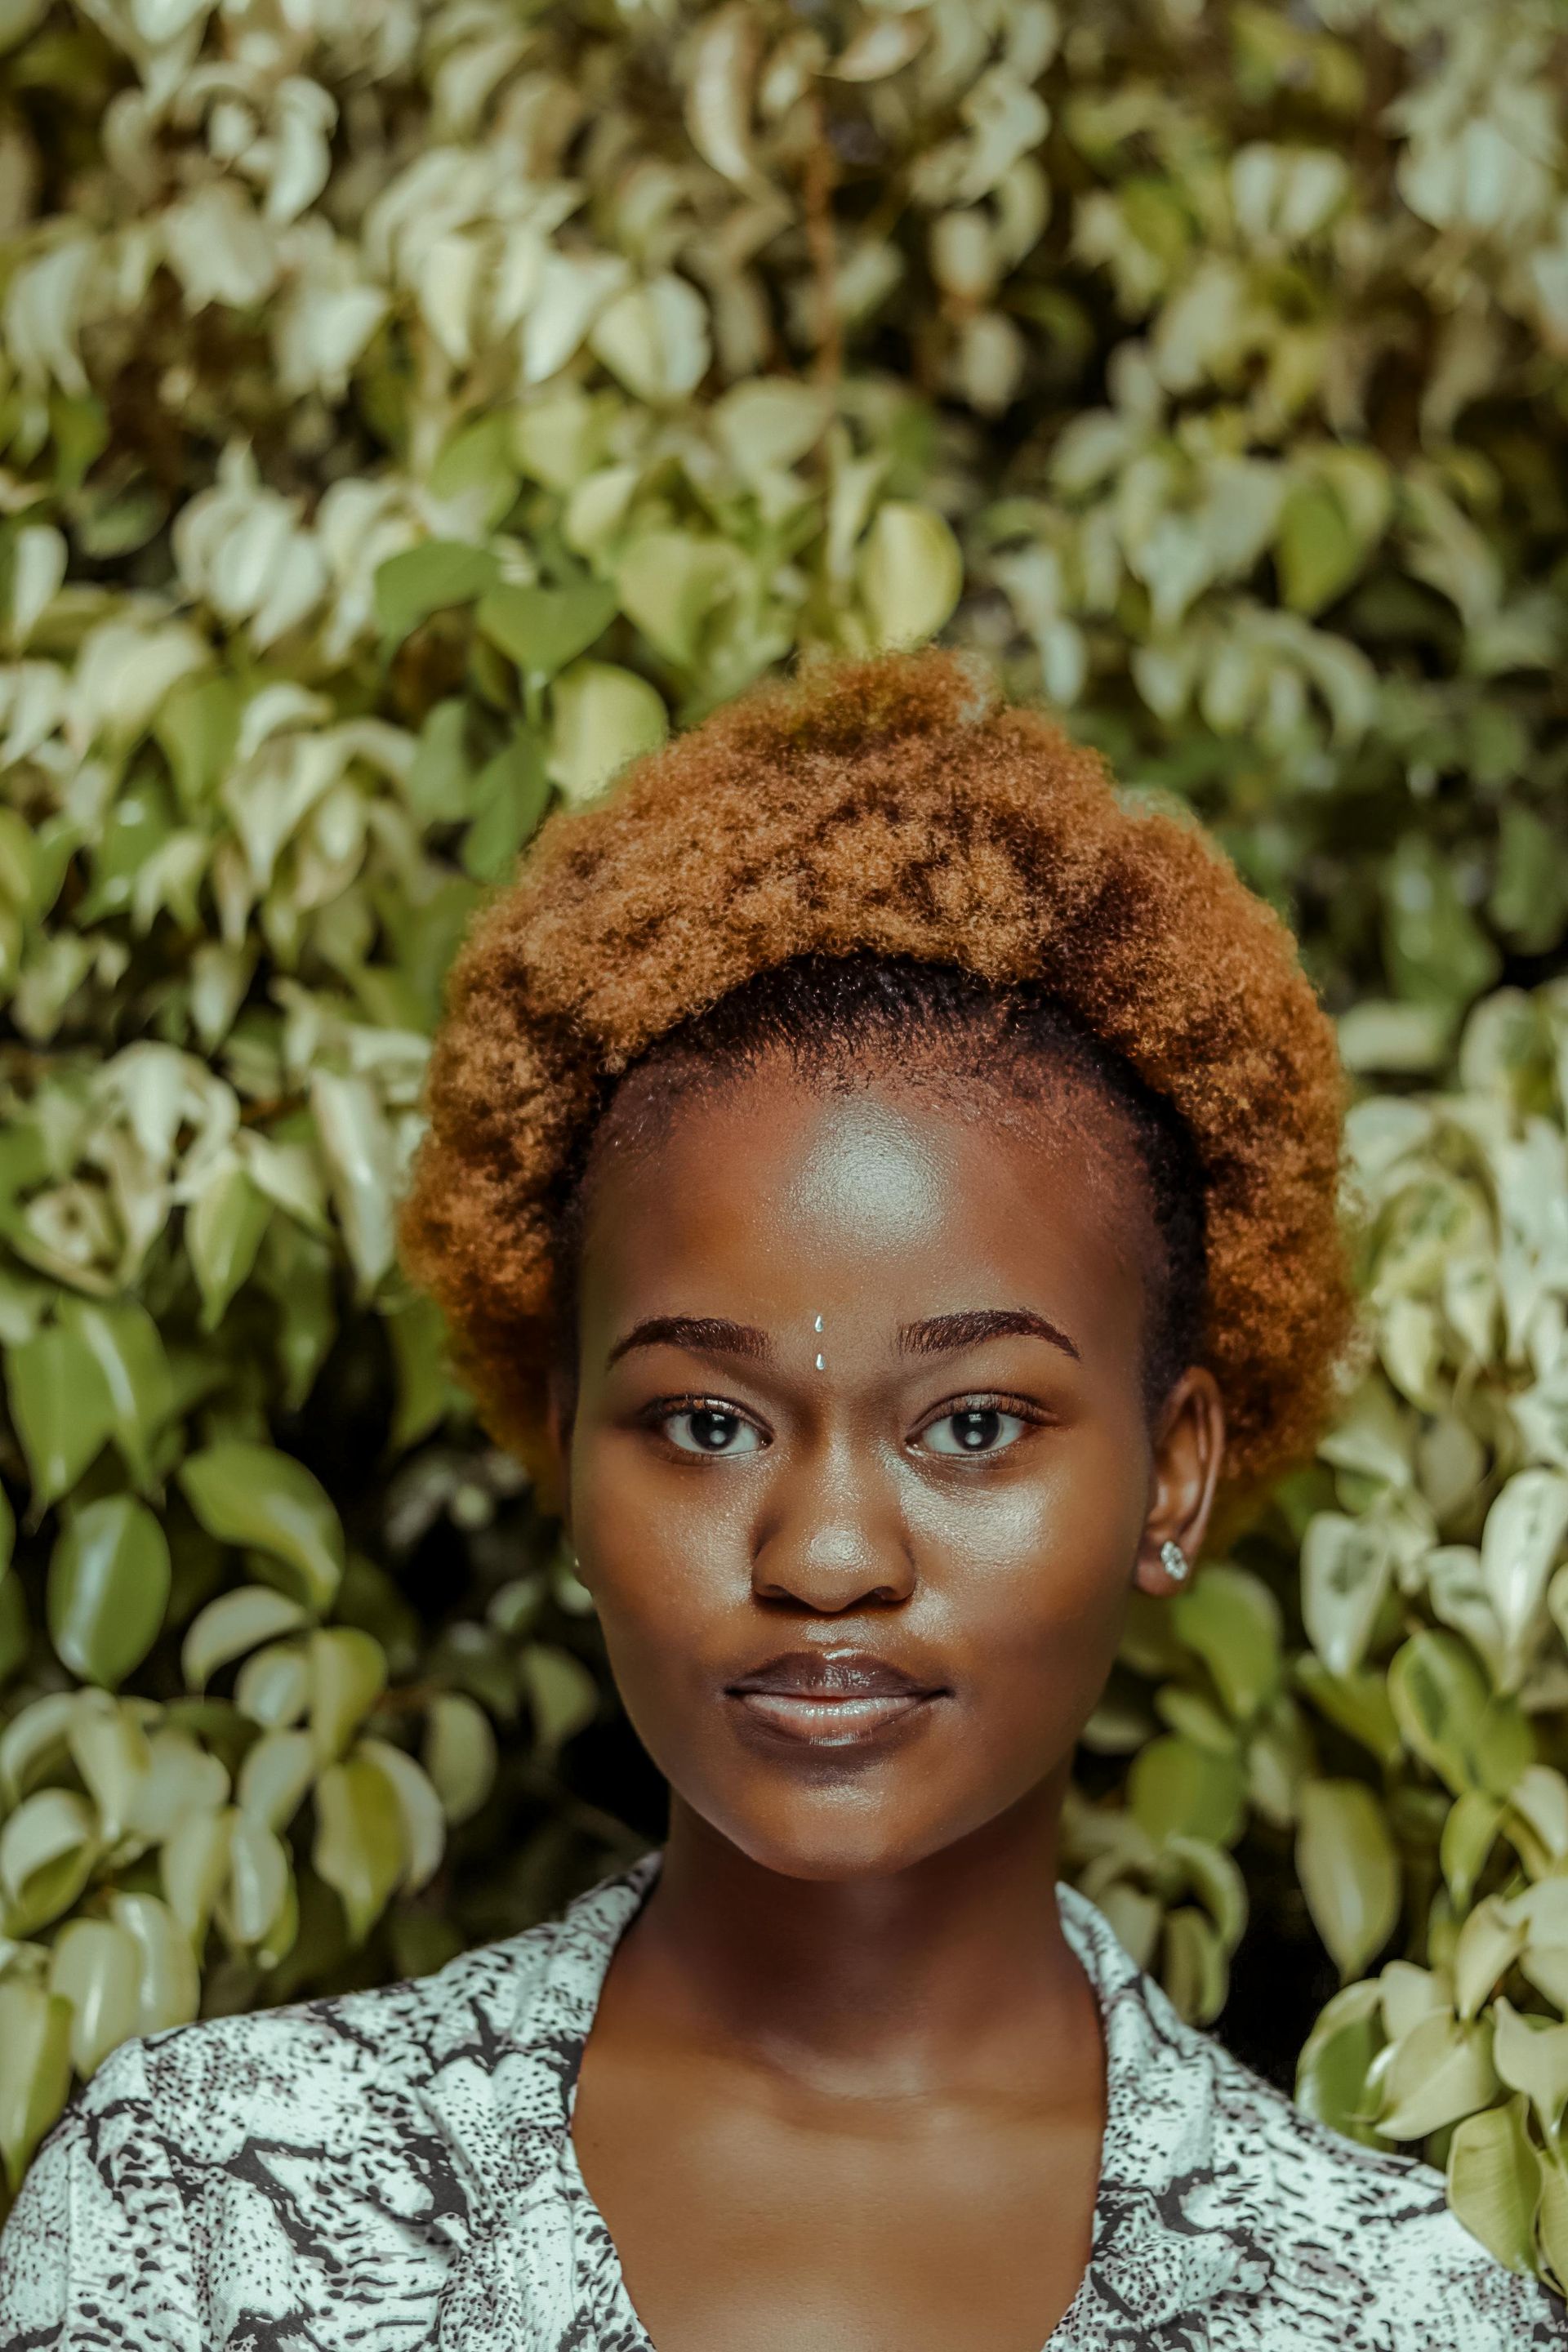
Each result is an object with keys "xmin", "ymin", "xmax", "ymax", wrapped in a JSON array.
[{"xmin": 416, "ymin": 1855, "xmax": 1263, "ymax": 2345}]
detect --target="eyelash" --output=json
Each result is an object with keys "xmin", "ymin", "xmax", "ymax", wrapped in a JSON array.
[{"xmin": 641, "ymin": 1392, "xmax": 1049, "ymax": 1451}]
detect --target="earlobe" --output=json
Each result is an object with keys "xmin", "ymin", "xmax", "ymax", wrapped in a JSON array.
[
  {"xmin": 1134, "ymin": 1365, "xmax": 1226, "ymax": 1597},
  {"xmin": 1134, "ymin": 1537, "xmax": 1192, "ymax": 1598}
]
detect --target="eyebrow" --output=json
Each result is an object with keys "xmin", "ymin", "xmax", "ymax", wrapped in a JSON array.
[
  {"xmin": 606, "ymin": 1315, "xmax": 771, "ymax": 1367},
  {"xmin": 898, "ymin": 1308, "xmax": 1081, "ymax": 1364},
  {"xmin": 607, "ymin": 1307, "xmax": 1080, "ymax": 1368}
]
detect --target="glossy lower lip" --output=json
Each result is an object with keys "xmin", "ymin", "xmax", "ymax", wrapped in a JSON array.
[{"xmin": 726, "ymin": 1688, "xmax": 941, "ymax": 1748}]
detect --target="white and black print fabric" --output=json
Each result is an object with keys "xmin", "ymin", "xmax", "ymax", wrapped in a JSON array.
[{"xmin": 2, "ymin": 1852, "xmax": 1563, "ymax": 2350}]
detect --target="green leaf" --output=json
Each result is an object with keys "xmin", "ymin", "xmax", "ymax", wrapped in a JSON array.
[
  {"xmin": 109, "ymin": 1890, "xmax": 200, "ymax": 2036},
  {"xmin": 0, "ymin": 1788, "xmax": 98, "ymax": 1936},
  {"xmin": 1441, "ymin": 1788, "xmax": 1504, "ymax": 1909},
  {"xmin": 1300, "ymin": 1512, "xmax": 1391, "ymax": 1680},
  {"xmin": 1297, "ymin": 1980, "xmax": 1385, "ymax": 2146},
  {"xmin": 186, "ymin": 1157, "xmax": 272, "ymax": 1331},
  {"xmin": 1379, "ymin": 2010, "xmax": 1499, "ymax": 2140},
  {"xmin": 314, "ymin": 1753, "xmax": 404, "ymax": 1943},
  {"xmin": 1490, "ymin": 804, "xmax": 1568, "ymax": 955},
  {"xmin": 47, "ymin": 1917, "xmax": 143, "ymax": 2076},
  {"xmin": 1277, "ymin": 479, "xmax": 1362, "ymax": 615},
  {"xmin": 1160, "ymin": 1904, "xmax": 1227, "ymax": 2025},
  {"xmin": 57, "ymin": 1297, "xmax": 175, "ymax": 1487},
  {"xmin": 67, "ymin": 1693, "xmax": 153, "ymax": 1842},
  {"xmin": 0, "ymin": 1692, "xmax": 74, "ymax": 1803},
  {"xmin": 373, "ymin": 541, "xmax": 500, "ymax": 648},
  {"xmin": 547, "ymin": 659, "xmax": 667, "ymax": 804},
  {"xmin": 235, "ymin": 1726, "xmax": 316, "ymax": 1832},
  {"xmin": 461, "ymin": 731, "xmax": 552, "ymax": 882},
  {"xmin": 154, "ymin": 674, "xmax": 239, "ymax": 812},
  {"xmin": 1164, "ymin": 1833, "xmax": 1248, "ymax": 1952},
  {"xmin": 235, "ymin": 1639, "xmax": 310, "ymax": 1729},
  {"xmin": 520, "ymin": 1644, "xmax": 598, "ymax": 1757},
  {"xmin": 1296, "ymin": 1778, "xmax": 1401, "ymax": 1980},
  {"xmin": 428, "ymin": 412, "xmax": 520, "ymax": 532},
  {"xmin": 159, "ymin": 1806, "xmax": 232, "ymax": 1944},
  {"xmin": 1170, "ymin": 1564, "xmax": 1283, "ymax": 1721},
  {"xmin": 422, "ymin": 1691, "xmax": 497, "ymax": 1825},
  {"xmin": 47, "ymin": 1496, "xmax": 172, "ymax": 1689},
  {"xmin": 1493, "ymin": 1997, "xmax": 1568, "ymax": 2136},
  {"xmin": 220, "ymin": 1812, "xmax": 292, "ymax": 1948},
  {"xmin": 76, "ymin": 777, "xmax": 176, "ymax": 924},
  {"xmin": 182, "ymin": 1584, "xmax": 310, "ymax": 1690},
  {"xmin": 1540, "ymin": 2156, "xmax": 1568, "ymax": 2297},
  {"xmin": 1382, "ymin": 837, "xmax": 1502, "ymax": 1013},
  {"xmin": 308, "ymin": 1627, "xmax": 387, "ymax": 1763},
  {"xmin": 475, "ymin": 579, "xmax": 617, "ymax": 684},
  {"xmin": 0, "ymin": 1981, "xmax": 73, "ymax": 2194},
  {"xmin": 1448, "ymin": 2096, "xmax": 1540, "ymax": 2274},
  {"xmin": 359, "ymin": 1737, "xmax": 446, "ymax": 1892},
  {"xmin": 310, "ymin": 1070, "xmax": 397, "ymax": 1296},
  {"xmin": 178, "ymin": 1442, "xmax": 345, "ymax": 1612},
  {"xmin": 5, "ymin": 1324, "xmax": 114, "ymax": 1512},
  {"xmin": 0, "ymin": 1557, "xmax": 25, "ymax": 1687},
  {"xmin": 384, "ymin": 1293, "xmax": 450, "ymax": 1450},
  {"xmin": 253, "ymin": 1220, "xmax": 337, "ymax": 1413},
  {"xmin": 614, "ymin": 532, "xmax": 736, "ymax": 666},
  {"xmin": 1127, "ymin": 1733, "xmax": 1246, "ymax": 1850},
  {"xmin": 1388, "ymin": 1630, "xmax": 1525, "ymax": 1797},
  {"xmin": 50, "ymin": 391, "xmax": 108, "ymax": 491},
  {"xmin": 406, "ymin": 697, "xmax": 474, "ymax": 824},
  {"xmin": 1295, "ymin": 1656, "xmax": 1405, "ymax": 1767},
  {"xmin": 858, "ymin": 501, "xmax": 964, "ymax": 649}
]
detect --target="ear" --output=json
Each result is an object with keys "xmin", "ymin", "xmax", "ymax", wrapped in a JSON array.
[{"xmin": 1134, "ymin": 1365, "xmax": 1225, "ymax": 1597}]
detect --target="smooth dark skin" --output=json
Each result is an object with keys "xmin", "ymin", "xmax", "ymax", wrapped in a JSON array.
[{"xmin": 550, "ymin": 1055, "xmax": 1224, "ymax": 2352}]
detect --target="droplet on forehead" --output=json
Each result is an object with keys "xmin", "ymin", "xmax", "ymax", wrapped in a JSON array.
[
  {"xmin": 813, "ymin": 1314, "xmax": 824, "ymax": 1332},
  {"xmin": 814, "ymin": 1352, "xmax": 826, "ymax": 1372}
]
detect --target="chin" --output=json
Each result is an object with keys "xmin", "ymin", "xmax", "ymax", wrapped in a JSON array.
[{"xmin": 697, "ymin": 1786, "xmax": 966, "ymax": 1882}]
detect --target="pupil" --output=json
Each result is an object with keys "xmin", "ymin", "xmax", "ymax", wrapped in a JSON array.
[
  {"xmin": 958, "ymin": 1410, "xmax": 1000, "ymax": 1450},
  {"xmin": 693, "ymin": 1410, "xmax": 734, "ymax": 1450}
]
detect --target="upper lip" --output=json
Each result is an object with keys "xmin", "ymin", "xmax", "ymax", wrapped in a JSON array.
[{"xmin": 726, "ymin": 1649, "xmax": 942, "ymax": 1699}]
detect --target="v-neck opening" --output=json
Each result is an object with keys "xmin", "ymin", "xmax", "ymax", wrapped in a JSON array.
[{"xmin": 557, "ymin": 1862, "xmax": 1113, "ymax": 2352}]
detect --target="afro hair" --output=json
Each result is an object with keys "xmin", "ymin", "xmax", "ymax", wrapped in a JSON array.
[{"xmin": 400, "ymin": 645, "xmax": 1352, "ymax": 1495}]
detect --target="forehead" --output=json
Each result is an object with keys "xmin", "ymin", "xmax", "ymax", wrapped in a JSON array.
[{"xmin": 575, "ymin": 1060, "xmax": 1152, "ymax": 1361}]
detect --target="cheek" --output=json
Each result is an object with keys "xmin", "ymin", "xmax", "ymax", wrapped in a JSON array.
[
  {"xmin": 908, "ymin": 1434, "xmax": 1149, "ymax": 1689},
  {"xmin": 570, "ymin": 1432, "xmax": 746, "ymax": 1655}
]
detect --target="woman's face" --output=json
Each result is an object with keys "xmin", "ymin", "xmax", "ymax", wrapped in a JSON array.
[{"xmin": 554, "ymin": 1058, "xmax": 1223, "ymax": 1882}]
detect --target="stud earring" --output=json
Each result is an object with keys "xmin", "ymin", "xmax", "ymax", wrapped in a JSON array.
[{"xmin": 1160, "ymin": 1539, "xmax": 1190, "ymax": 1586}]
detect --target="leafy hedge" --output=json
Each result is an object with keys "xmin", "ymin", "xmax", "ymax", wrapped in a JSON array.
[{"xmin": 2, "ymin": 0, "xmax": 1568, "ymax": 2291}]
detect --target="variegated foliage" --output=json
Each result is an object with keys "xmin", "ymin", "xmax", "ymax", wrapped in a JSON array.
[
  {"xmin": 2, "ymin": 0, "xmax": 1568, "ymax": 2285},
  {"xmin": 1070, "ymin": 982, "xmax": 1568, "ymax": 2292}
]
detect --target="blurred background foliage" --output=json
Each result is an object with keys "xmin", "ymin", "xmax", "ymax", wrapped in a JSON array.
[{"xmin": 2, "ymin": 0, "xmax": 1568, "ymax": 2292}]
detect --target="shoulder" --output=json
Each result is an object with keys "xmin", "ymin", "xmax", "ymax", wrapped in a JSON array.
[
  {"xmin": 1059, "ymin": 1886, "xmax": 1568, "ymax": 2349},
  {"xmin": 0, "ymin": 1916, "xmax": 568, "ymax": 2350},
  {"xmin": 1200, "ymin": 2029, "xmax": 1566, "ymax": 2342},
  {"xmin": 93, "ymin": 1909, "xmax": 565, "ymax": 2169}
]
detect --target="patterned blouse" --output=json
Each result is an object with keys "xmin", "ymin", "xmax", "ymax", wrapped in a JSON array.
[{"xmin": 2, "ymin": 1852, "xmax": 1564, "ymax": 2350}]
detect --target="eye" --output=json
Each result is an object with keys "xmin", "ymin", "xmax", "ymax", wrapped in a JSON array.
[
  {"xmin": 660, "ymin": 1405, "xmax": 766, "ymax": 1457},
  {"xmin": 917, "ymin": 1404, "xmax": 1031, "ymax": 1458}
]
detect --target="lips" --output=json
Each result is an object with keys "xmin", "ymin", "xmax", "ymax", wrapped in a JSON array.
[{"xmin": 725, "ymin": 1648, "xmax": 945, "ymax": 1748}]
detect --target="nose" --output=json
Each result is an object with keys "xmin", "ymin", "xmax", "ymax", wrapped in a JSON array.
[{"xmin": 751, "ymin": 1439, "xmax": 915, "ymax": 1612}]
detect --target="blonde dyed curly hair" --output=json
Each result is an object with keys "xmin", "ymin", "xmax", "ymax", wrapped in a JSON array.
[{"xmin": 400, "ymin": 646, "xmax": 1352, "ymax": 1494}]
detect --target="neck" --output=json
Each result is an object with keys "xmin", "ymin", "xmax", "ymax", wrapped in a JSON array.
[{"xmin": 622, "ymin": 1773, "xmax": 1080, "ymax": 2095}]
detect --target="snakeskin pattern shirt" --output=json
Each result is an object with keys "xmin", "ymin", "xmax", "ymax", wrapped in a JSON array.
[{"xmin": 2, "ymin": 1851, "xmax": 1564, "ymax": 2350}]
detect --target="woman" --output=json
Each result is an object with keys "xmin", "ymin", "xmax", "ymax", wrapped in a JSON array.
[{"xmin": 2, "ymin": 648, "xmax": 1559, "ymax": 2350}]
